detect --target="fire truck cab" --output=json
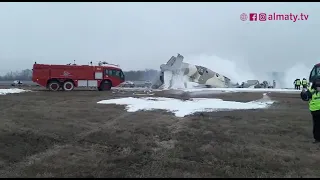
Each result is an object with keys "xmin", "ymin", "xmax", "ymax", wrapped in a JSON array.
[{"xmin": 32, "ymin": 62, "xmax": 125, "ymax": 91}]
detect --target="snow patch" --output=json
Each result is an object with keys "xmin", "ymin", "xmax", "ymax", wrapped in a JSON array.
[
  {"xmin": 97, "ymin": 97, "xmax": 274, "ymax": 117},
  {"xmin": 0, "ymin": 88, "xmax": 30, "ymax": 95}
]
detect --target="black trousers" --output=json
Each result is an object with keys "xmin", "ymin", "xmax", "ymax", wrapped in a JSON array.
[
  {"xmin": 295, "ymin": 85, "xmax": 300, "ymax": 90},
  {"xmin": 311, "ymin": 110, "xmax": 320, "ymax": 141},
  {"xmin": 302, "ymin": 84, "xmax": 308, "ymax": 89}
]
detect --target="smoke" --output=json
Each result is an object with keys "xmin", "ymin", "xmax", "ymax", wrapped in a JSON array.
[
  {"xmin": 162, "ymin": 53, "xmax": 312, "ymax": 89},
  {"xmin": 184, "ymin": 54, "xmax": 258, "ymax": 84},
  {"xmin": 184, "ymin": 54, "xmax": 312, "ymax": 89},
  {"xmin": 283, "ymin": 63, "xmax": 310, "ymax": 88}
]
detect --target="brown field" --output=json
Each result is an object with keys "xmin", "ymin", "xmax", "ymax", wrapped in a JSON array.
[{"xmin": 0, "ymin": 86, "xmax": 319, "ymax": 178}]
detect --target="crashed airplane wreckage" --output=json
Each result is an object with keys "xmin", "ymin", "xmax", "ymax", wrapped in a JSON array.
[
  {"xmin": 152, "ymin": 54, "xmax": 236, "ymax": 89},
  {"xmin": 152, "ymin": 54, "xmax": 276, "ymax": 89}
]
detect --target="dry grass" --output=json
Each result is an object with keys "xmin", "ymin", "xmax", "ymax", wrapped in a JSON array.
[{"xmin": 0, "ymin": 88, "xmax": 319, "ymax": 178}]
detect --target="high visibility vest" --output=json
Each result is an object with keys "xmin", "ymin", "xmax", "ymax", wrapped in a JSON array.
[
  {"xmin": 308, "ymin": 87, "xmax": 320, "ymax": 111},
  {"xmin": 302, "ymin": 80, "xmax": 308, "ymax": 85},
  {"xmin": 296, "ymin": 80, "xmax": 301, "ymax": 85}
]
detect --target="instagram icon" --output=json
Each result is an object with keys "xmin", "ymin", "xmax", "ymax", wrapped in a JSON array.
[{"xmin": 249, "ymin": 13, "xmax": 257, "ymax": 21}]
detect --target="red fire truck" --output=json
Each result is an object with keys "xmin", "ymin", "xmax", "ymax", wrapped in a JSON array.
[{"xmin": 32, "ymin": 62, "xmax": 125, "ymax": 91}]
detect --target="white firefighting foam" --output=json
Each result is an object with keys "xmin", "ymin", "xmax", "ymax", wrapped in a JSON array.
[
  {"xmin": 97, "ymin": 96, "xmax": 275, "ymax": 117},
  {"xmin": 163, "ymin": 71, "xmax": 196, "ymax": 89},
  {"xmin": 0, "ymin": 88, "xmax": 30, "ymax": 95}
]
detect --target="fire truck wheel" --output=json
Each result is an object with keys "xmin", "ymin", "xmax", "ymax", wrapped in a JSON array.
[
  {"xmin": 100, "ymin": 80, "xmax": 112, "ymax": 91},
  {"xmin": 48, "ymin": 81, "xmax": 60, "ymax": 91},
  {"xmin": 63, "ymin": 81, "xmax": 74, "ymax": 91}
]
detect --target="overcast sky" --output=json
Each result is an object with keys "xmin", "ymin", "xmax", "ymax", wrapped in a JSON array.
[{"xmin": 0, "ymin": 2, "xmax": 319, "ymax": 76}]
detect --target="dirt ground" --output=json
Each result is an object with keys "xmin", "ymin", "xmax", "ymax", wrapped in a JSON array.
[{"xmin": 0, "ymin": 87, "xmax": 319, "ymax": 178}]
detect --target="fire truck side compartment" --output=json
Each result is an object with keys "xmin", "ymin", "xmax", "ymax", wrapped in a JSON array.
[
  {"xmin": 77, "ymin": 80, "xmax": 88, "ymax": 87},
  {"xmin": 88, "ymin": 80, "xmax": 98, "ymax": 87}
]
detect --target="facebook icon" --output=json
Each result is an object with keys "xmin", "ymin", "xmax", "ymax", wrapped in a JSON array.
[{"xmin": 249, "ymin": 13, "xmax": 257, "ymax": 21}]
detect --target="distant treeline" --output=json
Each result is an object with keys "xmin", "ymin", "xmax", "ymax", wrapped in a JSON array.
[
  {"xmin": 124, "ymin": 69, "xmax": 159, "ymax": 81},
  {"xmin": 0, "ymin": 69, "xmax": 160, "ymax": 81},
  {"xmin": 0, "ymin": 69, "xmax": 33, "ymax": 81}
]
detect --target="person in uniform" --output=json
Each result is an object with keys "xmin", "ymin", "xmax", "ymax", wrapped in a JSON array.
[
  {"xmin": 300, "ymin": 77, "xmax": 320, "ymax": 143},
  {"xmin": 302, "ymin": 78, "xmax": 308, "ymax": 89},
  {"xmin": 295, "ymin": 78, "xmax": 301, "ymax": 90}
]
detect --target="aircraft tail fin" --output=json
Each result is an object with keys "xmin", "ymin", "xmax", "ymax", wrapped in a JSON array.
[{"xmin": 160, "ymin": 53, "xmax": 184, "ymax": 72}]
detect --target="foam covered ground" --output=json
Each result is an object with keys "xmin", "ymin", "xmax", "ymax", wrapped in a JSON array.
[
  {"xmin": 97, "ymin": 95, "xmax": 274, "ymax": 117},
  {"xmin": 0, "ymin": 88, "xmax": 30, "ymax": 95}
]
